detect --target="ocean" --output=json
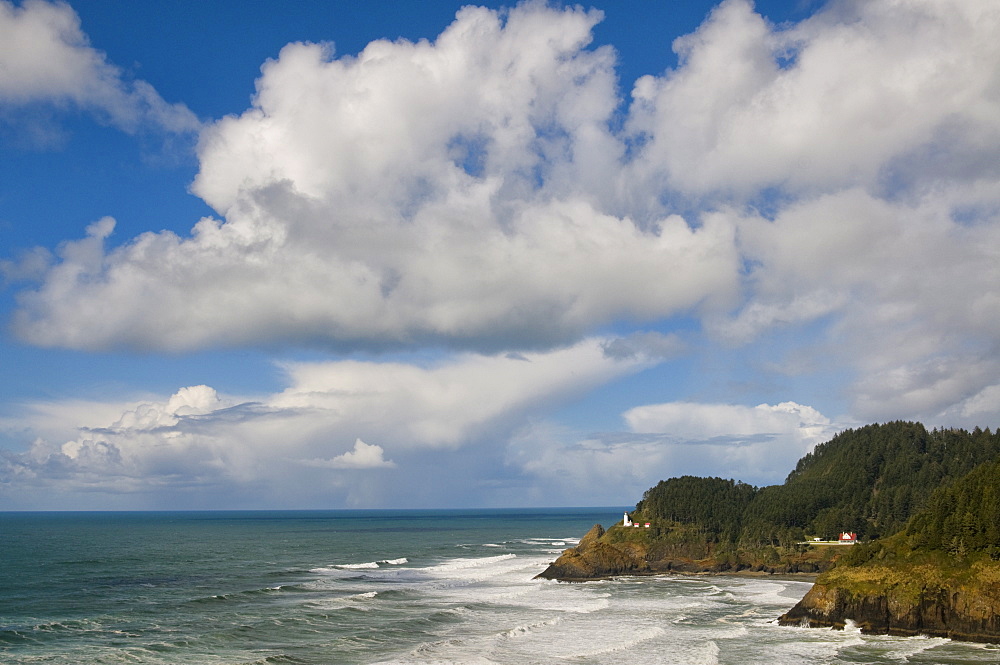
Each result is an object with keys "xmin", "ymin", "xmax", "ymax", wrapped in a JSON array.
[{"xmin": 2, "ymin": 509, "xmax": 998, "ymax": 665}]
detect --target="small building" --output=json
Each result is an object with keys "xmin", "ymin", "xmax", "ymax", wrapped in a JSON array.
[
  {"xmin": 839, "ymin": 532, "xmax": 857, "ymax": 543},
  {"xmin": 644, "ymin": 523, "xmax": 651, "ymax": 528}
]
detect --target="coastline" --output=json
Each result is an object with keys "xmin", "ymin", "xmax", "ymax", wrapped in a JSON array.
[{"xmin": 539, "ymin": 567, "xmax": 819, "ymax": 584}]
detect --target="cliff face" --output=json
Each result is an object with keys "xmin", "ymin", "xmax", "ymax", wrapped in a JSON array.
[
  {"xmin": 535, "ymin": 523, "xmax": 837, "ymax": 581},
  {"xmin": 778, "ymin": 560, "xmax": 1000, "ymax": 643},
  {"xmin": 540, "ymin": 528, "xmax": 1000, "ymax": 644},
  {"xmin": 535, "ymin": 524, "xmax": 650, "ymax": 580}
]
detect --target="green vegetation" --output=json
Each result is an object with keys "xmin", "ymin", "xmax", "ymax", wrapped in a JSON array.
[
  {"xmin": 779, "ymin": 458, "xmax": 1000, "ymax": 641},
  {"xmin": 634, "ymin": 422, "xmax": 1000, "ymax": 553},
  {"xmin": 906, "ymin": 455, "xmax": 1000, "ymax": 559},
  {"xmin": 634, "ymin": 476, "xmax": 755, "ymax": 543},
  {"xmin": 550, "ymin": 421, "xmax": 1000, "ymax": 640}
]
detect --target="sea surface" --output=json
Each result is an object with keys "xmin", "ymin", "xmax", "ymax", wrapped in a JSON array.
[{"xmin": 2, "ymin": 509, "xmax": 999, "ymax": 665}]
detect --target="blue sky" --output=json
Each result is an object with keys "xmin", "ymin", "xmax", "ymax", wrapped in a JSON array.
[{"xmin": 1, "ymin": 0, "xmax": 998, "ymax": 510}]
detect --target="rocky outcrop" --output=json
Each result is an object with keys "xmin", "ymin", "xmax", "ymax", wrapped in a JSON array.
[
  {"xmin": 778, "ymin": 562, "xmax": 1000, "ymax": 643},
  {"xmin": 535, "ymin": 524, "xmax": 649, "ymax": 580},
  {"xmin": 536, "ymin": 523, "xmax": 838, "ymax": 581}
]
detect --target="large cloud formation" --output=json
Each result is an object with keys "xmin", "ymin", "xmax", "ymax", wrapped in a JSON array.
[
  {"xmin": 3, "ymin": 0, "xmax": 1000, "ymax": 507},
  {"xmin": 12, "ymin": 1, "xmax": 1000, "ymax": 415},
  {"xmin": 0, "ymin": 338, "xmax": 662, "ymax": 508},
  {"xmin": 13, "ymin": 2, "xmax": 738, "ymax": 353}
]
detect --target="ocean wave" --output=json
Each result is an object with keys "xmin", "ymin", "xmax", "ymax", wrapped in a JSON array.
[
  {"xmin": 496, "ymin": 617, "xmax": 563, "ymax": 640},
  {"xmin": 311, "ymin": 557, "xmax": 407, "ymax": 574},
  {"xmin": 730, "ymin": 579, "xmax": 813, "ymax": 607},
  {"xmin": 877, "ymin": 634, "xmax": 952, "ymax": 660},
  {"xmin": 543, "ymin": 625, "xmax": 669, "ymax": 660},
  {"xmin": 188, "ymin": 585, "xmax": 286, "ymax": 605},
  {"xmin": 427, "ymin": 553, "xmax": 517, "ymax": 571},
  {"xmin": 303, "ymin": 591, "xmax": 381, "ymax": 612},
  {"xmin": 335, "ymin": 561, "xmax": 380, "ymax": 570}
]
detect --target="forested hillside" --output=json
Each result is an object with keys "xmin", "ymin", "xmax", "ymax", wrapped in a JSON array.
[
  {"xmin": 544, "ymin": 421, "xmax": 1000, "ymax": 641},
  {"xmin": 632, "ymin": 476, "xmax": 756, "ymax": 543},
  {"xmin": 779, "ymin": 452, "xmax": 1000, "ymax": 642},
  {"xmin": 634, "ymin": 422, "xmax": 1000, "ymax": 549},
  {"xmin": 904, "ymin": 455, "xmax": 1000, "ymax": 558}
]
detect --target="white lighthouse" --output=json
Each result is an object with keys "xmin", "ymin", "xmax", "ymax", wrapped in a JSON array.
[{"xmin": 623, "ymin": 512, "xmax": 633, "ymax": 527}]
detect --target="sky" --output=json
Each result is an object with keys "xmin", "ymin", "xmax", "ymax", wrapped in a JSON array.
[{"xmin": 1, "ymin": 0, "xmax": 998, "ymax": 511}]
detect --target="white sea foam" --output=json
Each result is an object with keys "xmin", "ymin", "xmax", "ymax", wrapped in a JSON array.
[
  {"xmin": 513, "ymin": 585, "xmax": 612, "ymax": 614},
  {"xmin": 731, "ymin": 579, "xmax": 814, "ymax": 608},
  {"xmin": 425, "ymin": 553, "xmax": 517, "ymax": 571},
  {"xmin": 17, "ymin": 512, "xmax": 1000, "ymax": 665},
  {"xmin": 302, "ymin": 589, "xmax": 380, "ymax": 611},
  {"xmin": 496, "ymin": 617, "xmax": 563, "ymax": 640},
  {"xmin": 846, "ymin": 632, "xmax": 952, "ymax": 662},
  {"xmin": 504, "ymin": 623, "xmax": 668, "ymax": 662},
  {"xmin": 417, "ymin": 554, "xmax": 536, "ymax": 590},
  {"xmin": 309, "ymin": 565, "xmax": 361, "ymax": 575}
]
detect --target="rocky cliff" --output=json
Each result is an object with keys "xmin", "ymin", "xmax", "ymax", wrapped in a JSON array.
[
  {"xmin": 778, "ymin": 558, "xmax": 1000, "ymax": 643},
  {"xmin": 535, "ymin": 523, "xmax": 837, "ymax": 581},
  {"xmin": 535, "ymin": 524, "xmax": 650, "ymax": 580},
  {"xmin": 538, "ymin": 525, "xmax": 1000, "ymax": 644}
]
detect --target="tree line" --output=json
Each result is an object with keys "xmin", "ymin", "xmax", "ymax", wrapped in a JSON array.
[{"xmin": 633, "ymin": 422, "xmax": 1000, "ymax": 550}]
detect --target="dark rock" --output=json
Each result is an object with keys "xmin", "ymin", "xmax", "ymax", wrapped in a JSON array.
[
  {"xmin": 779, "ymin": 581, "xmax": 1000, "ymax": 643},
  {"xmin": 535, "ymin": 524, "xmax": 649, "ymax": 581}
]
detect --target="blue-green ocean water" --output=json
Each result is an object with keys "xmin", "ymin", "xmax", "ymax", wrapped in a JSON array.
[{"xmin": 2, "ymin": 509, "xmax": 999, "ymax": 664}]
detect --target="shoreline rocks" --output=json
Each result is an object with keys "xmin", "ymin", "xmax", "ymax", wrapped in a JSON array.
[
  {"xmin": 777, "ymin": 567, "xmax": 1000, "ymax": 644},
  {"xmin": 534, "ymin": 524, "xmax": 650, "ymax": 580},
  {"xmin": 535, "ymin": 524, "xmax": 828, "ymax": 581},
  {"xmin": 536, "ymin": 526, "xmax": 1000, "ymax": 645}
]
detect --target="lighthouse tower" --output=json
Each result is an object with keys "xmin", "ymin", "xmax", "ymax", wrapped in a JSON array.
[{"xmin": 623, "ymin": 512, "xmax": 633, "ymax": 527}]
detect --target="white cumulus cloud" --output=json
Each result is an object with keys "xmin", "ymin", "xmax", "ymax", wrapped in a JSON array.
[
  {"xmin": 11, "ymin": 2, "xmax": 738, "ymax": 353},
  {"xmin": 509, "ymin": 400, "xmax": 841, "ymax": 503},
  {"xmin": 309, "ymin": 439, "xmax": 395, "ymax": 470},
  {"xmin": 5, "ymin": 0, "xmax": 1000, "ymax": 502},
  {"xmin": 0, "ymin": 337, "xmax": 659, "ymax": 508},
  {"xmin": 0, "ymin": 0, "xmax": 199, "ymax": 135}
]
